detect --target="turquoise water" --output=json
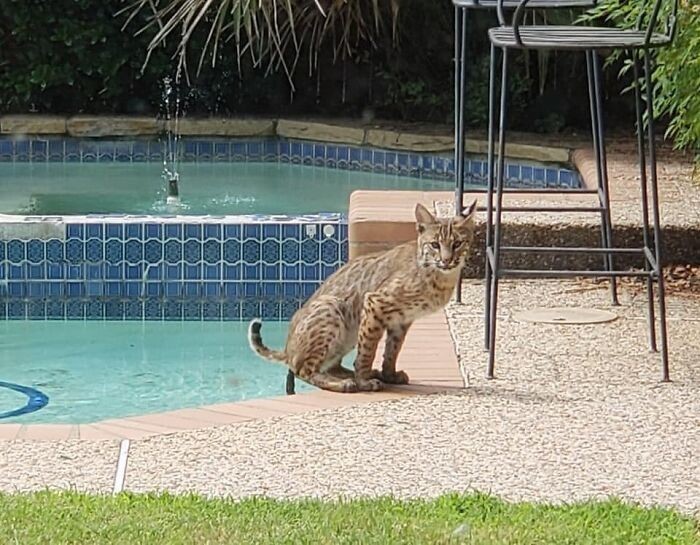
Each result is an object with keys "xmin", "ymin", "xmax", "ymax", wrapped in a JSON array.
[
  {"xmin": 0, "ymin": 321, "xmax": 313, "ymax": 424},
  {"xmin": 0, "ymin": 162, "xmax": 452, "ymax": 216}
]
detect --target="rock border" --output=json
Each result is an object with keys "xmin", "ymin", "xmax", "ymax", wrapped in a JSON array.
[{"xmin": 0, "ymin": 115, "xmax": 570, "ymax": 164}]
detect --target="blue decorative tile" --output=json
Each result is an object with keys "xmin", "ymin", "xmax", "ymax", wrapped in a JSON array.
[
  {"xmin": 164, "ymin": 240, "xmax": 182, "ymax": 264},
  {"xmin": 31, "ymin": 140, "xmax": 48, "ymax": 161},
  {"xmin": 86, "ymin": 300, "xmax": 103, "ymax": 320},
  {"xmin": 203, "ymin": 282, "xmax": 220, "ymax": 298},
  {"xmin": 261, "ymin": 240, "xmax": 280, "ymax": 264},
  {"xmin": 165, "ymin": 264, "xmax": 182, "ymax": 280},
  {"xmin": 125, "ymin": 240, "xmax": 143, "ymax": 264},
  {"xmin": 301, "ymin": 283, "xmax": 318, "ymax": 299},
  {"xmin": 144, "ymin": 240, "xmax": 163, "ymax": 263},
  {"xmin": 125, "ymin": 224, "xmax": 143, "ymax": 240},
  {"xmin": 145, "ymin": 223, "xmax": 162, "ymax": 240},
  {"xmin": 281, "ymin": 224, "xmax": 300, "ymax": 240},
  {"xmin": 45, "ymin": 301, "xmax": 64, "ymax": 319},
  {"xmin": 214, "ymin": 142, "xmax": 229, "ymax": 160},
  {"xmin": 114, "ymin": 142, "xmax": 132, "ymax": 162},
  {"xmin": 0, "ymin": 240, "xmax": 4, "ymax": 261},
  {"xmin": 224, "ymin": 224, "xmax": 240, "ymax": 239},
  {"xmin": 48, "ymin": 139, "xmax": 64, "ymax": 160},
  {"xmin": 27, "ymin": 283, "xmax": 44, "ymax": 298},
  {"xmin": 85, "ymin": 239, "xmax": 103, "ymax": 262},
  {"xmin": 86, "ymin": 281, "xmax": 103, "ymax": 296},
  {"xmin": 183, "ymin": 283, "xmax": 201, "ymax": 297},
  {"xmin": 86, "ymin": 224, "xmax": 104, "ymax": 239},
  {"xmin": 203, "ymin": 224, "xmax": 221, "ymax": 240},
  {"xmin": 98, "ymin": 141, "xmax": 114, "ymax": 162},
  {"xmin": 104, "ymin": 282, "xmax": 122, "ymax": 297},
  {"xmin": 184, "ymin": 240, "xmax": 202, "ymax": 264},
  {"xmin": 124, "ymin": 301, "xmax": 143, "ymax": 320},
  {"xmin": 262, "ymin": 265, "xmax": 280, "ymax": 281},
  {"xmin": 242, "ymin": 240, "xmax": 260, "ymax": 263},
  {"xmin": 243, "ymin": 264, "xmax": 260, "ymax": 281},
  {"xmin": 302, "ymin": 264, "xmax": 319, "ymax": 281},
  {"xmin": 198, "ymin": 141, "xmax": 213, "ymax": 159},
  {"xmin": 248, "ymin": 141, "xmax": 261, "ymax": 159},
  {"xmin": 105, "ymin": 239, "xmax": 123, "ymax": 264},
  {"xmin": 65, "ymin": 239, "xmax": 83, "ymax": 264},
  {"xmin": 183, "ymin": 301, "xmax": 202, "ymax": 320},
  {"xmin": 242, "ymin": 300, "xmax": 260, "ymax": 320},
  {"xmin": 8, "ymin": 301, "xmax": 25, "ymax": 319},
  {"xmin": 164, "ymin": 301, "xmax": 183, "ymax": 320},
  {"xmin": 105, "ymin": 301, "xmax": 124, "ymax": 319},
  {"xmin": 144, "ymin": 282, "xmax": 161, "ymax": 297},
  {"xmin": 281, "ymin": 240, "xmax": 299, "ymax": 263},
  {"xmin": 64, "ymin": 140, "xmax": 80, "ymax": 161},
  {"xmin": 144, "ymin": 298, "xmax": 162, "ymax": 319},
  {"xmin": 222, "ymin": 301, "xmax": 241, "ymax": 320},
  {"xmin": 243, "ymin": 224, "xmax": 261, "ymax": 239},
  {"xmin": 8, "ymin": 240, "xmax": 25, "ymax": 263},
  {"xmin": 203, "ymin": 302, "xmax": 221, "ymax": 320},
  {"xmin": 183, "ymin": 140, "xmax": 197, "ymax": 161},
  {"xmin": 14, "ymin": 140, "xmax": 29, "ymax": 160},
  {"xmin": 132, "ymin": 141, "xmax": 148, "ymax": 161},
  {"xmin": 66, "ymin": 299, "xmax": 84, "ymax": 319},
  {"xmin": 9, "ymin": 264, "xmax": 24, "ymax": 280},
  {"xmin": 232, "ymin": 141, "xmax": 246, "ymax": 159},
  {"xmin": 300, "ymin": 239, "xmax": 319, "ymax": 263},
  {"xmin": 46, "ymin": 282, "xmax": 63, "ymax": 297},
  {"xmin": 66, "ymin": 282, "xmax": 83, "ymax": 297},
  {"xmin": 282, "ymin": 300, "xmax": 299, "ymax": 320},
  {"xmin": 521, "ymin": 165, "xmax": 533, "ymax": 182},
  {"xmin": 164, "ymin": 224, "xmax": 183, "ymax": 240},
  {"xmin": 26, "ymin": 240, "xmax": 44, "ymax": 263},
  {"xmin": 203, "ymin": 240, "xmax": 221, "ymax": 264},
  {"xmin": 185, "ymin": 224, "xmax": 203, "ymax": 240},
  {"xmin": 27, "ymin": 300, "xmax": 45, "ymax": 319},
  {"xmin": 185, "ymin": 264, "xmax": 202, "ymax": 280},
  {"xmin": 106, "ymin": 223, "xmax": 124, "ymax": 239},
  {"xmin": 28, "ymin": 264, "xmax": 44, "ymax": 279},
  {"xmin": 223, "ymin": 264, "xmax": 240, "ymax": 280},
  {"xmin": 0, "ymin": 139, "xmax": 14, "ymax": 159},
  {"xmin": 47, "ymin": 264, "xmax": 64, "ymax": 280},
  {"xmin": 203, "ymin": 264, "xmax": 220, "ymax": 281},
  {"xmin": 282, "ymin": 264, "xmax": 299, "ymax": 280},
  {"xmin": 164, "ymin": 282, "xmax": 181, "ymax": 297},
  {"xmin": 223, "ymin": 282, "xmax": 240, "ymax": 298},
  {"xmin": 66, "ymin": 264, "xmax": 83, "ymax": 280},
  {"xmin": 321, "ymin": 239, "xmax": 339, "ymax": 264},
  {"xmin": 8, "ymin": 282, "xmax": 23, "ymax": 297}
]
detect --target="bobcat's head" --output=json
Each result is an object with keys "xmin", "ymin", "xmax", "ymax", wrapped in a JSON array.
[{"xmin": 415, "ymin": 200, "xmax": 477, "ymax": 273}]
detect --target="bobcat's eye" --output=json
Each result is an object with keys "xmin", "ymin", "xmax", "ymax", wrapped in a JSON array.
[
  {"xmin": 430, "ymin": 242, "xmax": 440, "ymax": 250},
  {"xmin": 453, "ymin": 240, "xmax": 463, "ymax": 250}
]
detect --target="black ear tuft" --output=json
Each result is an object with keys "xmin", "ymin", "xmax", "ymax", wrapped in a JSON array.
[{"xmin": 461, "ymin": 199, "xmax": 477, "ymax": 219}]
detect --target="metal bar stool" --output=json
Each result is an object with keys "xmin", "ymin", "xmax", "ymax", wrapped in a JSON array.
[
  {"xmin": 484, "ymin": 0, "xmax": 678, "ymax": 381},
  {"xmin": 452, "ymin": 0, "xmax": 604, "ymax": 340}
]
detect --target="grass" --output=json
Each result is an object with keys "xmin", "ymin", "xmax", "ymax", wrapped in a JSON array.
[{"xmin": 0, "ymin": 491, "xmax": 696, "ymax": 545}]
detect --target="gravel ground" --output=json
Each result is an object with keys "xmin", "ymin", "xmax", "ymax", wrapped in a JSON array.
[
  {"xmin": 0, "ymin": 440, "xmax": 119, "ymax": 493},
  {"xmin": 122, "ymin": 280, "xmax": 699, "ymax": 516}
]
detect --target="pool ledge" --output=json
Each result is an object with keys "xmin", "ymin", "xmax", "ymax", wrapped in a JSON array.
[{"xmin": 0, "ymin": 311, "xmax": 463, "ymax": 440}]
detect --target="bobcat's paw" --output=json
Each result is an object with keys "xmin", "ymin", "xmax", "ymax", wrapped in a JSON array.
[
  {"xmin": 382, "ymin": 370, "xmax": 409, "ymax": 385},
  {"xmin": 340, "ymin": 378, "xmax": 359, "ymax": 393},
  {"xmin": 356, "ymin": 378, "xmax": 385, "ymax": 392}
]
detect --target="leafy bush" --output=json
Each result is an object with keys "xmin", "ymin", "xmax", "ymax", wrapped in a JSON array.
[{"xmin": 581, "ymin": 0, "xmax": 700, "ymax": 154}]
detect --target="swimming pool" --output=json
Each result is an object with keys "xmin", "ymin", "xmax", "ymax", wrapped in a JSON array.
[
  {"xmin": 0, "ymin": 162, "xmax": 452, "ymax": 217},
  {"xmin": 0, "ymin": 320, "xmax": 312, "ymax": 423}
]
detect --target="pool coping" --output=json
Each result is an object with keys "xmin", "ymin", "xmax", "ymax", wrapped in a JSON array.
[{"xmin": 0, "ymin": 310, "xmax": 463, "ymax": 440}]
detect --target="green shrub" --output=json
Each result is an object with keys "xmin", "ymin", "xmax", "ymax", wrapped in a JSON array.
[{"xmin": 581, "ymin": 0, "xmax": 700, "ymax": 155}]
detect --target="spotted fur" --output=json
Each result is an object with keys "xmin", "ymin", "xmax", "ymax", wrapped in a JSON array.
[{"xmin": 248, "ymin": 200, "xmax": 477, "ymax": 393}]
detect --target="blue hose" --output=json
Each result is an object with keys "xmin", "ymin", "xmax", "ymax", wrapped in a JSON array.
[{"xmin": 0, "ymin": 381, "xmax": 49, "ymax": 419}]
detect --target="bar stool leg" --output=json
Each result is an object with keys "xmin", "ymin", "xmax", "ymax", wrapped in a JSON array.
[
  {"xmin": 586, "ymin": 51, "xmax": 619, "ymax": 306},
  {"xmin": 487, "ymin": 47, "xmax": 508, "ymax": 380},
  {"xmin": 454, "ymin": 6, "xmax": 464, "ymax": 303},
  {"xmin": 484, "ymin": 42, "xmax": 498, "ymax": 351},
  {"xmin": 643, "ymin": 51, "xmax": 670, "ymax": 382},
  {"xmin": 592, "ymin": 52, "xmax": 619, "ymax": 306},
  {"xmin": 632, "ymin": 50, "xmax": 658, "ymax": 352}
]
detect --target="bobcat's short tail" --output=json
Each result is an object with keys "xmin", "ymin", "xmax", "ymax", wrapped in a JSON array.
[{"xmin": 248, "ymin": 319, "xmax": 287, "ymax": 364}]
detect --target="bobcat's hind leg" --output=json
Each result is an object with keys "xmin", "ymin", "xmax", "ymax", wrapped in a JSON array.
[{"xmin": 296, "ymin": 367, "xmax": 358, "ymax": 393}]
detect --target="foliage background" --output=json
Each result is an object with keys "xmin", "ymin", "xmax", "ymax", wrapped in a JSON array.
[{"xmin": 0, "ymin": 0, "xmax": 697, "ymax": 153}]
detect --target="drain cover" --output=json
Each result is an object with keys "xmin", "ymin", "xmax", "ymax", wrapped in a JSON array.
[{"xmin": 512, "ymin": 307, "xmax": 618, "ymax": 325}]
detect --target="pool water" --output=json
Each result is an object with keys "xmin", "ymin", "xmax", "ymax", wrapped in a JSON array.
[
  {"xmin": 0, "ymin": 162, "xmax": 452, "ymax": 216},
  {"xmin": 0, "ymin": 321, "xmax": 316, "ymax": 424}
]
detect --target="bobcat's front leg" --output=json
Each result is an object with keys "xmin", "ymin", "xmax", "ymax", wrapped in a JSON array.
[
  {"xmin": 354, "ymin": 292, "xmax": 387, "ymax": 392},
  {"xmin": 378, "ymin": 323, "xmax": 411, "ymax": 384}
]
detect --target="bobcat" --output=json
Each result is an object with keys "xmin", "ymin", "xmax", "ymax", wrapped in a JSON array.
[{"xmin": 248, "ymin": 200, "xmax": 477, "ymax": 393}]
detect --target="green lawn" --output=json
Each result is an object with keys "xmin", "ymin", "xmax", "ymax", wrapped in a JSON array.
[{"xmin": 0, "ymin": 491, "xmax": 696, "ymax": 545}]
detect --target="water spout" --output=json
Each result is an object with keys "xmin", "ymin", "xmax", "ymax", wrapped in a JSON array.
[
  {"xmin": 166, "ymin": 172, "xmax": 180, "ymax": 205},
  {"xmin": 161, "ymin": 75, "xmax": 183, "ymax": 207}
]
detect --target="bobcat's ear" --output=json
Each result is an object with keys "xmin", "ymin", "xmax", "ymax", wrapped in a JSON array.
[
  {"xmin": 455, "ymin": 199, "xmax": 477, "ymax": 231},
  {"xmin": 415, "ymin": 203, "xmax": 436, "ymax": 234}
]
